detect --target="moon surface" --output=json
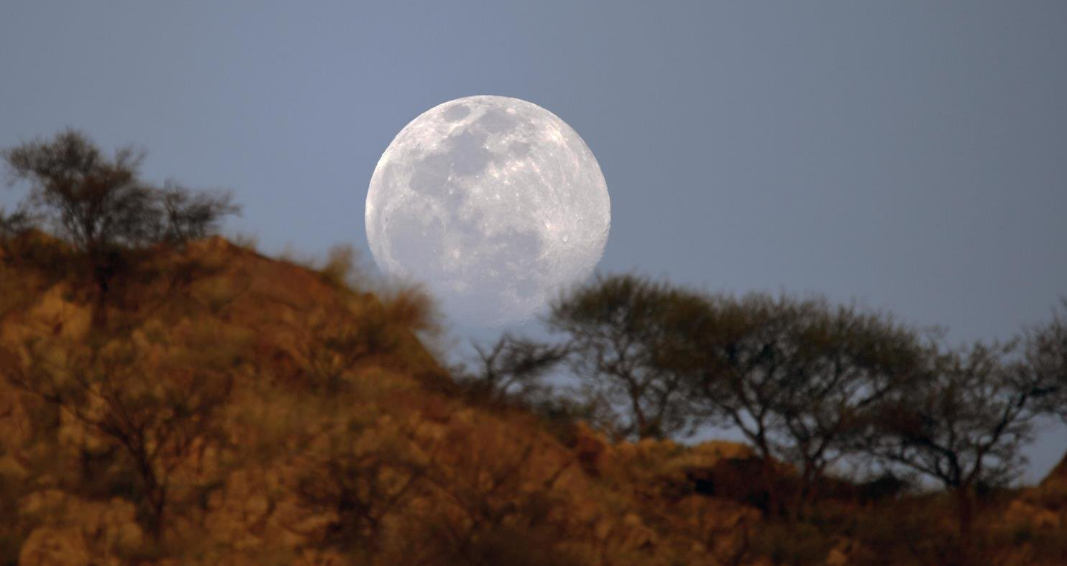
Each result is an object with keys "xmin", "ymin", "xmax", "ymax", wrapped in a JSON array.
[{"xmin": 365, "ymin": 95, "xmax": 610, "ymax": 326}]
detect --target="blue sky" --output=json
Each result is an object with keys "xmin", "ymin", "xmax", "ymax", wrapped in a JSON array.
[{"xmin": 2, "ymin": 1, "xmax": 1065, "ymax": 480}]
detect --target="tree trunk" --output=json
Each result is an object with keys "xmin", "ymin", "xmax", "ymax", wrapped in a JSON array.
[
  {"xmin": 954, "ymin": 485, "xmax": 976, "ymax": 566},
  {"xmin": 630, "ymin": 394, "xmax": 651, "ymax": 439},
  {"xmin": 795, "ymin": 462, "xmax": 820, "ymax": 520},
  {"xmin": 132, "ymin": 443, "xmax": 166, "ymax": 539},
  {"xmin": 90, "ymin": 251, "xmax": 111, "ymax": 328},
  {"xmin": 757, "ymin": 456, "xmax": 785, "ymax": 519}
]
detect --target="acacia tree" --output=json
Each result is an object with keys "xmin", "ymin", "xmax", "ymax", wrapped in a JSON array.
[
  {"xmin": 459, "ymin": 333, "xmax": 570, "ymax": 404},
  {"xmin": 863, "ymin": 341, "xmax": 1039, "ymax": 554},
  {"xmin": 416, "ymin": 420, "xmax": 574, "ymax": 566},
  {"xmin": 1025, "ymin": 300, "xmax": 1067, "ymax": 423},
  {"xmin": 3, "ymin": 131, "xmax": 154, "ymax": 253},
  {"xmin": 547, "ymin": 274, "xmax": 711, "ymax": 439},
  {"xmin": 2, "ymin": 130, "xmax": 238, "ymax": 305},
  {"xmin": 770, "ymin": 303, "xmax": 922, "ymax": 501},
  {"xmin": 0, "ymin": 207, "xmax": 34, "ymax": 259},
  {"xmin": 3, "ymin": 330, "xmax": 237, "ymax": 539},
  {"xmin": 157, "ymin": 181, "xmax": 239, "ymax": 244},
  {"xmin": 689, "ymin": 294, "xmax": 811, "ymax": 462},
  {"xmin": 292, "ymin": 418, "xmax": 433, "ymax": 555},
  {"xmin": 691, "ymin": 294, "xmax": 924, "ymax": 505},
  {"xmin": 0, "ymin": 207, "xmax": 33, "ymax": 238}
]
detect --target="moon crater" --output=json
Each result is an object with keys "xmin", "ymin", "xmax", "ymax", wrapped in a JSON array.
[{"xmin": 366, "ymin": 95, "xmax": 610, "ymax": 326}]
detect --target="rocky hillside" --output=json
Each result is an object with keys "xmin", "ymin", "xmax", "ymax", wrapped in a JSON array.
[{"xmin": 1, "ymin": 235, "xmax": 1064, "ymax": 566}]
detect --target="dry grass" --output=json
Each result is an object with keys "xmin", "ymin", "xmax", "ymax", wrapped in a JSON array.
[{"xmin": 0, "ymin": 236, "xmax": 1063, "ymax": 566}]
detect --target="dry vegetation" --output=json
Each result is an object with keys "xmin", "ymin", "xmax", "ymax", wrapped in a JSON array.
[
  {"xmin": 1, "ymin": 131, "xmax": 1066, "ymax": 565},
  {"xmin": 0, "ymin": 234, "xmax": 1063, "ymax": 566}
]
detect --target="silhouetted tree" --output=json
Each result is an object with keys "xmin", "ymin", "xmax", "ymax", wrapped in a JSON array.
[
  {"xmin": 688, "ymin": 294, "xmax": 798, "ymax": 462},
  {"xmin": 0, "ymin": 206, "xmax": 35, "ymax": 259},
  {"xmin": 547, "ymin": 274, "xmax": 711, "ymax": 439},
  {"xmin": 157, "ymin": 181, "xmax": 239, "ymax": 244},
  {"xmin": 0, "ymin": 206, "xmax": 33, "ymax": 239},
  {"xmin": 459, "ymin": 333, "xmax": 570, "ymax": 404},
  {"xmin": 691, "ymin": 294, "xmax": 924, "ymax": 507},
  {"xmin": 2, "ymin": 129, "xmax": 238, "ymax": 315},
  {"xmin": 863, "ymin": 341, "xmax": 1039, "ymax": 558},
  {"xmin": 1025, "ymin": 300, "xmax": 1067, "ymax": 423},
  {"xmin": 3, "ymin": 130, "xmax": 155, "ymax": 252},
  {"xmin": 772, "ymin": 304, "xmax": 923, "ymax": 503}
]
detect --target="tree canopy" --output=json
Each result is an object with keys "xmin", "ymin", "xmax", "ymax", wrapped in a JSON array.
[
  {"xmin": 691, "ymin": 294, "xmax": 925, "ymax": 494},
  {"xmin": 547, "ymin": 274, "xmax": 711, "ymax": 439},
  {"xmin": 3, "ymin": 129, "xmax": 238, "ymax": 254}
]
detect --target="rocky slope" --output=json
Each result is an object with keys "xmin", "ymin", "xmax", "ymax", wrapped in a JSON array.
[
  {"xmin": 1, "ymin": 236, "xmax": 1064, "ymax": 566},
  {"xmin": 0, "ymin": 237, "xmax": 763, "ymax": 566}
]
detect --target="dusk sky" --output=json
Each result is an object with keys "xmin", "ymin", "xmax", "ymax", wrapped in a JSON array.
[{"xmin": 2, "ymin": 1, "xmax": 1065, "ymax": 480}]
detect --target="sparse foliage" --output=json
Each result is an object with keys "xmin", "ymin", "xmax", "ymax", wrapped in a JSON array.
[
  {"xmin": 548, "ymin": 274, "xmax": 710, "ymax": 439},
  {"xmin": 3, "ymin": 327, "xmax": 238, "ymax": 538},
  {"xmin": 0, "ymin": 206, "xmax": 37, "ymax": 260},
  {"xmin": 296, "ymin": 288, "xmax": 440, "ymax": 392},
  {"xmin": 316, "ymin": 243, "xmax": 363, "ymax": 290},
  {"xmin": 863, "ymin": 340, "xmax": 1040, "ymax": 550},
  {"xmin": 0, "ymin": 206, "xmax": 34, "ymax": 239},
  {"xmin": 157, "ymin": 182, "xmax": 240, "ymax": 245},
  {"xmin": 3, "ymin": 130, "xmax": 154, "ymax": 252},
  {"xmin": 1025, "ymin": 300, "xmax": 1067, "ymax": 423},
  {"xmin": 417, "ymin": 421, "xmax": 575, "ymax": 566},
  {"xmin": 3, "ymin": 130, "xmax": 239, "ymax": 253},
  {"xmin": 2, "ymin": 130, "xmax": 239, "ymax": 315},
  {"xmin": 292, "ymin": 418, "xmax": 432, "ymax": 555},
  {"xmin": 692, "ymin": 294, "xmax": 925, "ymax": 503},
  {"xmin": 3, "ymin": 143, "xmax": 1067, "ymax": 566},
  {"xmin": 460, "ymin": 333, "xmax": 569, "ymax": 404}
]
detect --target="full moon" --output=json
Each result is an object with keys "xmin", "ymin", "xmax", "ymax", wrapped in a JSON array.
[{"xmin": 365, "ymin": 95, "xmax": 610, "ymax": 326}]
